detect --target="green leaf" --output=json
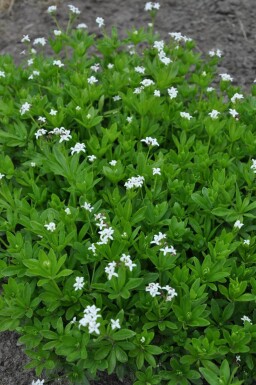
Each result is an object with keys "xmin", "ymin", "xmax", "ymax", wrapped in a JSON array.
[
  {"xmin": 199, "ymin": 368, "xmax": 219, "ymax": 385},
  {"xmin": 112, "ymin": 329, "xmax": 136, "ymax": 341}
]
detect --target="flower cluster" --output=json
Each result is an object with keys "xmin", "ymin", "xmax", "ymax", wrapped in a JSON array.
[
  {"xmin": 153, "ymin": 40, "xmax": 172, "ymax": 65},
  {"xmin": 251, "ymin": 159, "xmax": 256, "ymax": 173},
  {"xmin": 70, "ymin": 143, "xmax": 86, "ymax": 155},
  {"xmin": 44, "ymin": 222, "xmax": 56, "ymax": 232},
  {"xmin": 144, "ymin": 2, "xmax": 160, "ymax": 11},
  {"xmin": 208, "ymin": 48, "xmax": 222, "ymax": 57},
  {"xmin": 105, "ymin": 254, "xmax": 137, "ymax": 280},
  {"xmin": 68, "ymin": 4, "xmax": 80, "ymax": 14},
  {"xmin": 145, "ymin": 282, "xmax": 178, "ymax": 300},
  {"xmin": 124, "ymin": 175, "xmax": 145, "ymax": 189},
  {"xmin": 90, "ymin": 213, "xmax": 115, "ymax": 245},
  {"xmin": 150, "ymin": 232, "xmax": 166, "ymax": 245},
  {"xmin": 141, "ymin": 137, "xmax": 159, "ymax": 146},
  {"xmin": 79, "ymin": 305, "xmax": 102, "ymax": 334},
  {"xmin": 73, "ymin": 276, "xmax": 84, "ymax": 291},
  {"xmin": 20, "ymin": 102, "xmax": 31, "ymax": 115},
  {"xmin": 81, "ymin": 202, "xmax": 94, "ymax": 212},
  {"xmin": 31, "ymin": 380, "xmax": 44, "ymax": 385},
  {"xmin": 169, "ymin": 32, "xmax": 192, "ymax": 43}
]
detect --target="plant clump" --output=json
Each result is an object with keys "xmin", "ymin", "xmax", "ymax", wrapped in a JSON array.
[{"xmin": 0, "ymin": 2, "xmax": 256, "ymax": 385}]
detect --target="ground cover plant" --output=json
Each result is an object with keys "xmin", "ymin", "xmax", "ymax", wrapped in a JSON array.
[{"xmin": 0, "ymin": 2, "xmax": 256, "ymax": 385}]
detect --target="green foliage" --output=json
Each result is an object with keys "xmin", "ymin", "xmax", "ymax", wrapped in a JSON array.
[{"xmin": 0, "ymin": 3, "xmax": 256, "ymax": 385}]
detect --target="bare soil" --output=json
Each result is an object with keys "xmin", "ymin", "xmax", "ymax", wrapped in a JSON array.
[{"xmin": 0, "ymin": 0, "xmax": 255, "ymax": 384}]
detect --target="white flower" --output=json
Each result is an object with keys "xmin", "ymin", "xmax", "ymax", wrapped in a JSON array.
[
  {"xmin": 229, "ymin": 108, "xmax": 239, "ymax": 118},
  {"xmin": 145, "ymin": 2, "xmax": 160, "ymax": 11},
  {"xmin": 154, "ymin": 90, "xmax": 160, "ymax": 97},
  {"xmin": 54, "ymin": 30, "xmax": 62, "ymax": 36},
  {"xmin": 28, "ymin": 70, "xmax": 40, "ymax": 80},
  {"xmin": 35, "ymin": 129, "xmax": 47, "ymax": 139},
  {"xmin": 49, "ymin": 109, "xmax": 57, "ymax": 115},
  {"xmin": 231, "ymin": 93, "xmax": 244, "ymax": 103},
  {"xmin": 88, "ymin": 76, "xmax": 98, "ymax": 85},
  {"xmin": 70, "ymin": 143, "xmax": 86, "ymax": 155},
  {"xmin": 88, "ymin": 322, "xmax": 101, "ymax": 334},
  {"xmin": 38, "ymin": 116, "xmax": 46, "ymax": 123},
  {"xmin": 87, "ymin": 155, "xmax": 97, "ymax": 162},
  {"xmin": 88, "ymin": 243, "xmax": 96, "ymax": 255},
  {"xmin": 20, "ymin": 102, "xmax": 31, "ymax": 115},
  {"xmin": 220, "ymin": 73, "xmax": 233, "ymax": 81},
  {"xmin": 151, "ymin": 232, "xmax": 166, "ymax": 245},
  {"xmin": 111, "ymin": 319, "xmax": 121, "ymax": 330},
  {"xmin": 180, "ymin": 111, "xmax": 192, "ymax": 120},
  {"xmin": 135, "ymin": 66, "xmax": 146, "ymax": 74},
  {"xmin": 141, "ymin": 137, "xmax": 159, "ymax": 146},
  {"xmin": 109, "ymin": 160, "xmax": 117, "ymax": 166},
  {"xmin": 120, "ymin": 254, "xmax": 136, "ymax": 271},
  {"xmin": 98, "ymin": 227, "xmax": 114, "ymax": 244},
  {"xmin": 208, "ymin": 109, "xmax": 220, "ymax": 119},
  {"xmin": 234, "ymin": 220, "xmax": 244, "ymax": 229},
  {"xmin": 79, "ymin": 305, "xmax": 102, "ymax": 334},
  {"xmin": 208, "ymin": 48, "xmax": 222, "ymax": 57},
  {"xmin": 133, "ymin": 86, "xmax": 144, "ymax": 94},
  {"xmin": 44, "ymin": 222, "xmax": 56, "ymax": 232},
  {"xmin": 241, "ymin": 315, "xmax": 252, "ymax": 325},
  {"xmin": 73, "ymin": 277, "xmax": 84, "ymax": 291},
  {"xmin": 81, "ymin": 202, "xmax": 94, "ymax": 212},
  {"xmin": 21, "ymin": 34, "xmax": 30, "ymax": 43},
  {"xmin": 169, "ymin": 32, "xmax": 192, "ymax": 43},
  {"xmin": 91, "ymin": 63, "xmax": 100, "ymax": 72},
  {"xmin": 158, "ymin": 51, "xmax": 172, "ymax": 65},
  {"xmin": 76, "ymin": 106, "xmax": 81, "ymax": 111},
  {"xmin": 0, "ymin": 71, "xmax": 5, "ymax": 78},
  {"xmin": 162, "ymin": 285, "xmax": 178, "ymax": 301},
  {"xmin": 145, "ymin": 282, "xmax": 161, "ymax": 297},
  {"xmin": 70, "ymin": 317, "xmax": 77, "ymax": 324},
  {"xmin": 105, "ymin": 261, "xmax": 118, "ymax": 280},
  {"xmin": 113, "ymin": 95, "xmax": 121, "ymax": 101},
  {"xmin": 140, "ymin": 78, "xmax": 155, "ymax": 87},
  {"xmin": 251, "ymin": 159, "xmax": 256, "ymax": 173},
  {"xmin": 30, "ymin": 162, "xmax": 36, "ymax": 167},
  {"xmin": 124, "ymin": 175, "xmax": 145, "ymax": 189},
  {"xmin": 0, "ymin": 173, "xmax": 5, "ymax": 180},
  {"xmin": 140, "ymin": 337, "xmax": 146, "ymax": 343},
  {"xmin": 207, "ymin": 87, "xmax": 215, "ymax": 92},
  {"xmin": 68, "ymin": 4, "xmax": 80, "ymax": 14},
  {"xmin": 31, "ymin": 380, "xmax": 45, "ymax": 385},
  {"xmin": 47, "ymin": 5, "xmax": 57, "ymax": 13},
  {"xmin": 77, "ymin": 23, "xmax": 88, "ymax": 29},
  {"xmin": 236, "ymin": 355, "xmax": 241, "ymax": 362},
  {"xmin": 126, "ymin": 116, "xmax": 133, "ymax": 123},
  {"xmin": 168, "ymin": 87, "xmax": 178, "ymax": 99},
  {"xmin": 160, "ymin": 245, "xmax": 176, "ymax": 256},
  {"xmin": 243, "ymin": 239, "xmax": 250, "ymax": 245},
  {"xmin": 33, "ymin": 37, "xmax": 47, "ymax": 46},
  {"xmin": 27, "ymin": 58, "xmax": 34, "ymax": 66},
  {"xmin": 153, "ymin": 40, "xmax": 164, "ymax": 51},
  {"xmin": 65, "ymin": 207, "xmax": 71, "ymax": 215},
  {"xmin": 152, "ymin": 167, "xmax": 161, "ymax": 175},
  {"xmin": 107, "ymin": 63, "xmax": 114, "ymax": 69},
  {"xmin": 53, "ymin": 60, "xmax": 64, "ymax": 68},
  {"xmin": 96, "ymin": 17, "xmax": 105, "ymax": 28}
]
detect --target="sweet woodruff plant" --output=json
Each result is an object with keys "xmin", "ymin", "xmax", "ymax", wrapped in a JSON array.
[{"xmin": 0, "ymin": 2, "xmax": 256, "ymax": 385}]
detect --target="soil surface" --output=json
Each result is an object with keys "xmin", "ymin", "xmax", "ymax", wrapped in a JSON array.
[{"xmin": 0, "ymin": 0, "xmax": 255, "ymax": 384}]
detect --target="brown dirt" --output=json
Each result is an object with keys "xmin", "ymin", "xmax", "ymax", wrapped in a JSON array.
[{"xmin": 0, "ymin": 0, "xmax": 255, "ymax": 384}]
